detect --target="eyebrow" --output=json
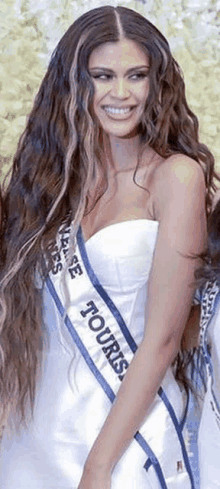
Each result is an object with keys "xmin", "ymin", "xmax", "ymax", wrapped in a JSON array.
[{"xmin": 89, "ymin": 65, "xmax": 150, "ymax": 75}]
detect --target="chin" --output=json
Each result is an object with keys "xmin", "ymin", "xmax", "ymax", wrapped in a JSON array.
[
  {"xmin": 109, "ymin": 128, "xmax": 140, "ymax": 139},
  {"xmin": 103, "ymin": 122, "xmax": 141, "ymax": 139}
]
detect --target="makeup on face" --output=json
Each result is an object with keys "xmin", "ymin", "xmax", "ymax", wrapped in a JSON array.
[{"xmin": 89, "ymin": 39, "xmax": 150, "ymax": 139}]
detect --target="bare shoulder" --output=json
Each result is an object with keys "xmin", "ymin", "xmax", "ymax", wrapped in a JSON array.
[
  {"xmin": 157, "ymin": 154, "xmax": 205, "ymax": 190},
  {"xmin": 155, "ymin": 153, "xmax": 205, "ymax": 189},
  {"xmin": 152, "ymin": 154, "xmax": 206, "ymax": 221}
]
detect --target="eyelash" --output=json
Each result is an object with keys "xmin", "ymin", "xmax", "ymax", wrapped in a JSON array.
[
  {"xmin": 92, "ymin": 73, "xmax": 148, "ymax": 81},
  {"xmin": 130, "ymin": 73, "xmax": 148, "ymax": 80}
]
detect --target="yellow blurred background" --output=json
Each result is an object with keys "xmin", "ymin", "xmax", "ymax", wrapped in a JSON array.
[{"xmin": 0, "ymin": 0, "xmax": 219, "ymax": 183}]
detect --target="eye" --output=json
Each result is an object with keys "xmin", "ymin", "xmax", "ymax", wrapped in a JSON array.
[
  {"xmin": 129, "ymin": 72, "xmax": 149, "ymax": 81},
  {"xmin": 91, "ymin": 73, "xmax": 113, "ymax": 81}
]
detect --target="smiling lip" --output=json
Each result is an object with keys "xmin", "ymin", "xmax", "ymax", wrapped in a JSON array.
[{"xmin": 102, "ymin": 105, "xmax": 136, "ymax": 119}]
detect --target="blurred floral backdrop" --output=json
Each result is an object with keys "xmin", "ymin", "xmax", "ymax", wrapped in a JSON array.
[{"xmin": 0, "ymin": 0, "xmax": 220, "ymax": 182}]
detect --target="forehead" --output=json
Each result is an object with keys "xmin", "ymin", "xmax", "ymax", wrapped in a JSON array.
[{"xmin": 88, "ymin": 39, "xmax": 149, "ymax": 69}]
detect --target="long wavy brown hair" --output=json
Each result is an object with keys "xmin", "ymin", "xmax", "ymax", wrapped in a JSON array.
[{"xmin": 0, "ymin": 5, "xmax": 217, "ymax": 430}]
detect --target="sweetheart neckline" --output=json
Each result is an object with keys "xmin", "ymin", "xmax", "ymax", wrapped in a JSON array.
[{"xmin": 81, "ymin": 218, "xmax": 159, "ymax": 246}]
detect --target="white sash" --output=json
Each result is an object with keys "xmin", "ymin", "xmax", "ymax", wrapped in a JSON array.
[{"xmin": 45, "ymin": 221, "xmax": 195, "ymax": 489}]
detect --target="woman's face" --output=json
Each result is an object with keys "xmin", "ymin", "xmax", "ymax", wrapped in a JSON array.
[{"xmin": 88, "ymin": 39, "xmax": 150, "ymax": 139}]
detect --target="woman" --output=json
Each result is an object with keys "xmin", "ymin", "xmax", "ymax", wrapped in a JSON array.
[
  {"xmin": 195, "ymin": 199, "xmax": 220, "ymax": 488},
  {"xmin": 0, "ymin": 5, "xmax": 215, "ymax": 488}
]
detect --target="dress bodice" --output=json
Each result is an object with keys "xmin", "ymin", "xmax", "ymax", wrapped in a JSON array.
[
  {"xmin": 83, "ymin": 219, "xmax": 159, "ymax": 346},
  {"xmin": 84, "ymin": 219, "xmax": 159, "ymax": 287},
  {"xmin": 0, "ymin": 219, "xmax": 191, "ymax": 489}
]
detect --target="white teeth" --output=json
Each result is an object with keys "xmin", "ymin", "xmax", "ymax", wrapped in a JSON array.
[{"xmin": 104, "ymin": 106, "xmax": 132, "ymax": 115}]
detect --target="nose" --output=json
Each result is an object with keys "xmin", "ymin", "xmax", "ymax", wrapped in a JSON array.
[{"xmin": 111, "ymin": 78, "xmax": 130, "ymax": 99}]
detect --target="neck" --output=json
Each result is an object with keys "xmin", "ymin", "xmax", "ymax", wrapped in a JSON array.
[{"xmin": 106, "ymin": 134, "xmax": 141, "ymax": 173}]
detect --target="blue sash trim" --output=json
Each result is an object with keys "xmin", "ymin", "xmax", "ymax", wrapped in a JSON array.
[
  {"xmin": 77, "ymin": 226, "xmax": 194, "ymax": 488},
  {"xmin": 136, "ymin": 434, "xmax": 167, "ymax": 489},
  {"xmin": 77, "ymin": 227, "xmax": 137, "ymax": 354},
  {"xmin": 144, "ymin": 458, "xmax": 152, "ymax": 471},
  {"xmin": 45, "ymin": 276, "xmax": 115, "ymax": 402},
  {"xmin": 180, "ymin": 388, "xmax": 189, "ymax": 431},
  {"xmin": 158, "ymin": 387, "xmax": 195, "ymax": 489},
  {"xmin": 212, "ymin": 388, "xmax": 220, "ymax": 414},
  {"xmin": 45, "ymin": 276, "xmax": 168, "ymax": 489},
  {"xmin": 143, "ymin": 456, "xmax": 168, "ymax": 489}
]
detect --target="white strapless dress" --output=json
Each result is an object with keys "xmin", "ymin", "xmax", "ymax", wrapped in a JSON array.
[{"xmin": 0, "ymin": 220, "xmax": 193, "ymax": 488}]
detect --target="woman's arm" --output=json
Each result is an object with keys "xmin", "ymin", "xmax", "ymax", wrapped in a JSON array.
[{"xmin": 78, "ymin": 155, "xmax": 206, "ymax": 489}]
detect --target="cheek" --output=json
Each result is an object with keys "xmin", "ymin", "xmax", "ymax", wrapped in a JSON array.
[
  {"xmin": 93, "ymin": 83, "xmax": 109, "ymax": 103},
  {"xmin": 91, "ymin": 90, "xmax": 104, "ymax": 121},
  {"xmin": 141, "ymin": 82, "xmax": 150, "ymax": 102},
  {"xmin": 132, "ymin": 85, "xmax": 149, "ymax": 105}
]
